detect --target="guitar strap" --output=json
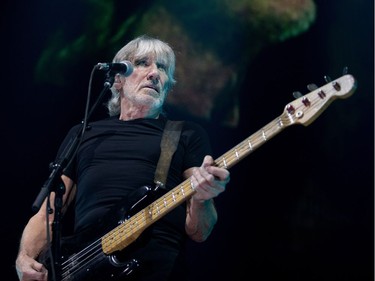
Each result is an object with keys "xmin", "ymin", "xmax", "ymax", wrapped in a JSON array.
[{"xmin": 154, "ymin": 120, "xmax": 184, "ymax": 189}]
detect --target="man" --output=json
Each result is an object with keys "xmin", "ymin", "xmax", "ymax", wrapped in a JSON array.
[{"xmin": 15, "ymin": 35, "xmax": 230, "ymax": 281}]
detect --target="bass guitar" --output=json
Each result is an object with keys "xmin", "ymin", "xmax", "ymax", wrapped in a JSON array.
[{"xmin": 44, "ymin": 73, "xmax": 357, "ymax": 281}]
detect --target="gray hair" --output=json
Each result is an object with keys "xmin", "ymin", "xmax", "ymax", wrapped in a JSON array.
[{"xmin": 106, "ymin": 35, "xmax": 176, "ymax": 116}]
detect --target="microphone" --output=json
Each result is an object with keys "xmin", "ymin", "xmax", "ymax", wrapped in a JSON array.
[{"xmin": 96, "ymin": 60, "xmax": 133, "ymax": 76}]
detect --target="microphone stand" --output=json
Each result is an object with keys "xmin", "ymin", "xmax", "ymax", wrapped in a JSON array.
[{"xmin": 32, "ymin": 70, "xmax": 115, "ymax": 281}]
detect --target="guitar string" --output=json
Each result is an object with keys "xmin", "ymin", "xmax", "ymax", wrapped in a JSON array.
[
  {"xmin": 101, "ymin": 118, "xmax": 291, "ymax": 252},
  {"xmin": 100, "ymin": 120, "xmax": 284, "ymax": 252},
  {"xmin": 100, "ymin": 82, "xmax": 338, "ymax": 251},
  {"xmin": 59, "ymin": 83, "xmax": 337, "ymax": 277},
  {"xmin": 59, "ymin": 117, "xmax": 292, "ymax": 278},
  {"xmin": 102, "ymin": 181, "xmax": 194, "ymax": 252},
  {"xmin": 59, "ymin": 180, "xmax": 195, "ymax": 277},
  {"xmin": 60, "ymin": 239, "xmax": 103, "ymax": 278},
  {"xmin": 60, "ymin": 236, "xmax": 101, "ymax": 267}
]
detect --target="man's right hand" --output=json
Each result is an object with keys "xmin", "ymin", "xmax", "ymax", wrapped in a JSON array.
[{"xmin": 16, "ymin": 253, "xmax": 48, "ymax": 281}]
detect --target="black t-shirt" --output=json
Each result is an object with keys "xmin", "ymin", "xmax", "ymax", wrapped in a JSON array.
[{"xmin": 55, "ymin": 115, "xmax": 212, "ymax": 280}]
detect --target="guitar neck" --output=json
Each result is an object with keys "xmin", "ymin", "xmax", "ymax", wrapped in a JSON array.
[
  {"xmin": 215, "ymin": 116, "xmax": 286, "ymax": 170},
  {"xmin": 101, "ymin": 73, "xmax": 357, "ymax": 255},
  {"xmin": 101, "ymin": 114, "xmax": 286, "ymax": 254}
]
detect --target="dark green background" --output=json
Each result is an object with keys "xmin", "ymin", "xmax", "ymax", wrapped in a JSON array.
[{"xmin": 2, "ymin": 0, "xmax": 373, "ymax": 280}]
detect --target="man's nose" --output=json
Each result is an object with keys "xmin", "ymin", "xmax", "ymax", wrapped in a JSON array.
[{"xmin": 147, "ymin": 65, "xmax": 160, "ymax": 83}]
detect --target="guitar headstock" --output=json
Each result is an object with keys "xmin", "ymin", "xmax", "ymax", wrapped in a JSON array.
[{"xmin": 282, "ymin": 74, "xmax": 357, "ymax": 126}]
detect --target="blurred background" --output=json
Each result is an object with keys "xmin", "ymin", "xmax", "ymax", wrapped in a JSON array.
[{"xmin": 1, "ymin": 0, "xmax": 373, "ymax": 280}]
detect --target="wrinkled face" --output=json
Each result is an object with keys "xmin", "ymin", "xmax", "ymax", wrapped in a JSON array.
[{"xmin": 121, "ymin": 54, "xmax": 169, "ymax": 110}]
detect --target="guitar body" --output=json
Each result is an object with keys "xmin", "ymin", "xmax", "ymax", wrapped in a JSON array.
[
  {"xmin": 42, "ymin": 185, "xmax": 162, "ymax": 281},
  {"xmin": 56, "ymin": 245, "xmax": 139, "ymax": 281}
]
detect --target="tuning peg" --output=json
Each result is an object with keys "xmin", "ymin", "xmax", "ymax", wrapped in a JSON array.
[
  {"xmin": 324, "ymin": 75, "xmax": 332, "ymax": 83},
  {"xmin": 343, "ymin": 66, "xmax": 348, "ymax": 75},
  {"xmin": 307, "ymin": 83, "xmax": 318, "ymax": 92},
  {"xmin": 293, "ymin": 91, "xmax": 303, "ymax": 99}
]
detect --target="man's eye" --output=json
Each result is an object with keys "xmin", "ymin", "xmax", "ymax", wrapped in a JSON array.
[
  {"xmin": 135, "ymin": 60, "xmax": 147, "ymax": 66},
  {"xmin": 158, "ymin": 64, "xmax": 166, "ymax": 71}
]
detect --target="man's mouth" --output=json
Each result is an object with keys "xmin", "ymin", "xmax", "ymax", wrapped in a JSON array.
[{"xmin": 144, "ymin": 84, "xmax": 159, "ymax": 93}]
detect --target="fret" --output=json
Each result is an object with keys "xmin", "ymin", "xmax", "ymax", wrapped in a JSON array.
[
  {"xmin": 222, "ymin": 156, "xmax": 228, "ymax": 168},
  {"xmin": 234, "ymin": 148, "xmax": 239, "ymax": 159},
  {"xmin": 248, "ymin": 139, "xmax": 253, "ymax": 150},
  {"xmin": 262, "ymin": 129, "xmax": 267, "ymax": 141}
]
